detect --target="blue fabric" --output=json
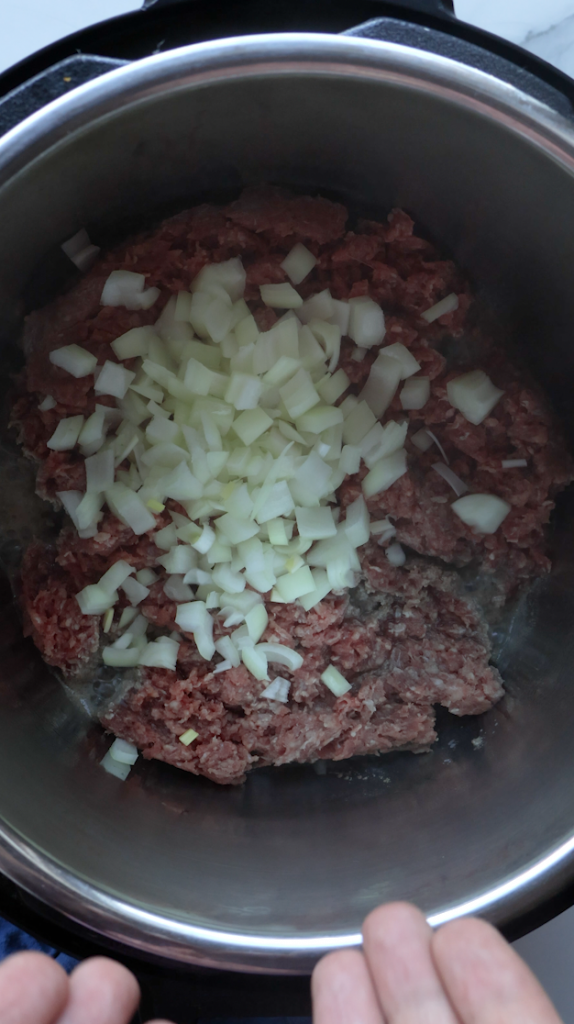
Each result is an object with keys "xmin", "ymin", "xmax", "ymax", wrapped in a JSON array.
[
  {"xmin": 0, "ymin": 915, "xmax": 78, "ymax": 973},
  {"xmin": 0, "ymin": 916, "xmax": 312, "ymax": 1022}
]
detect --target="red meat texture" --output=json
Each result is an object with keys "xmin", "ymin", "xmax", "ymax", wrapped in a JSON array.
[{"xmin": 13, "ymin": 187, "xmax": 573, "ymax": 783}]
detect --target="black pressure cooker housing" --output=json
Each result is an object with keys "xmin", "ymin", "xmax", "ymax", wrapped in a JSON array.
[{"xmin": 3, "ymin": 0, "xmax": 574, "ymax": 1018}]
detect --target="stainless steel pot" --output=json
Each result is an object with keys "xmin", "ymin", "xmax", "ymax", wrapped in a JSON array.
[{"xmin": 1, "ymin": 26, "xmax": 574, "ymax": 976}]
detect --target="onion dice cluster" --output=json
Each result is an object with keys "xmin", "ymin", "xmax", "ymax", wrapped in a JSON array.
[{"xmin": 44, "ymin": 250, "xmax": 513, "ymax": 691}]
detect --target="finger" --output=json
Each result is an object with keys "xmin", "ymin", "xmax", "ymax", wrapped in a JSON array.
[
  {"xmin": 55, "ymin": 957, "xmax": 140, "ymax": 1024},
  {"xmin": 432, "ymin": 917, "xmax": 563, "ymax": 1024},
  {"xmin": 0, "ymin": 951, "xmax": 68, "ymax": 1024},
  {"xmin": 362, "ymin": 903, "xmax": 459, "ymax": 1024},
  {"xmin": 312, "ymin": 948, "xmax": 384, "ymax": 1024}
]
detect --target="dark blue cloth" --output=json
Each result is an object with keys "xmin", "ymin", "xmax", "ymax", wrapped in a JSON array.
[
  {"xmin": 0, "ymin": 914, "xmax": 78, "ymax": 972},
  {"xmin": 0, "ymin": 916, "xmax": 311, "ymax": 1022}
]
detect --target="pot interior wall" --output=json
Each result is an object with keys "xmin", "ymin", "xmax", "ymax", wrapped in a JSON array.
[{"xmin": 0, "ymin": 65, "xmax": 574, "ymax": 965}]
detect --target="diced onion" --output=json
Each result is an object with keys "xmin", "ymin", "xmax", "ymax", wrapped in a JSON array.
[
  {"xmin": 421, "ymin": 292, "xmax": 459, "ymax": 323},
  {"xmin": 105, "ymin": 482, "xmax": 156, "ymax": 536},
  {"xmin": 400, "ymin": 377, "xmax": 430, "ymax": 411},
  {"xmin": 321, "ymin": 664, "xmax": 351, "ymax": 696},
  {"xmin": 179, "ymin": 728, "xmax": 199, "ymax": 745},
  {"xmin": 260, "ymin": 283, "xmax": 303, "ymax": 309},
  {"xmin": 502, "ymin": 458, "xmax": 527, "ymax": 469},
  {"xmin": 363, "ymin": 449, "xmax": 407, "ymax": 498},
  {"xmin": 95, "ymin": 361, "xmax": 136, "ymax": 400},
  {"xmin": 85, "ymin": 448, "xmax": 114, "ymax": 493},
  {"xmin": 98, "ymin": 560, "xmax": 135, "ymax": 595},
  {"xmin": 215, "ymin": 635, "xmax": 241, "ymax": 667},
  {"xmin": 348, "ymin": 297, "xmax": 386, "ymax": 348},
  {"xmin": 139, "ymin": 637, "xmax": 179, "ymax": 669},
  {"xmin": 47, "ymin": 415, "xmax": 84, "ymax": 451},
  {"xmin": 38, "ymin": 395, "xmax": 57, "ymax": 411},
  {"xmin": 241, "ymin": 645, "xmax": 269, "ymax": 681},
  {"xmin": 101, "ymin": 750, "xmax": 131, "ymax": 780},
  {"xmin": 383, "ymin": 342, "xmax": 421, "ymax": 379},
  {"xmin": 256, "ymin": 643, "xmax": 303, "ymax": 671},
  {"xmin": 109, "ymin": 738, "xmax": 139, "ymax": 765},
  {"xmin": 411, "ymin": 428, "xmax": 434, "ymax": 452},
  {"xmin": 101, "ymin": 270, "xmax": 160, "ymax": 310},
  {"xmin": 386, "ymin": 542, "xmax": 406, "ymax": 567},
  {"xmin": 275, "ymin": 565, "xmax": 315, "ymax": 601},
  {"xmin": 342, "ymin": 495, "xmax": 370, "ymax": 547},
  {"xmin": 77, "ymin": 584, "xmax": 118, "ymax": 615},
  {"xmin": 175, "ymin": 601, "xmax": 215, "ymax": 659},
  {"xmin": 432, "ymin": 462, "xmax": 468, "ymax": 497},
  {"xmin": 164, "ymin": 575, "xmax": 194, "ymax": 602},
  {"xmin": 359, "ymin": 351, "xmax": 402, "ymax": 418},
  {"xmin": 295, "ymin": 506, "xmax": 337, "ymax": 540},
  {"xmin": 260, "ymin": 677, "xmax": 291, "ymax": 702},
  {"xmin": 281, "ymin": 243, "xmax": 317, "ymax": 285},
  {"xmin": 49, "ymin": 344, "xmax": 97, "ymax": 378},
  {"xmin": 446, "ymin": 370, "xmax": 504, "ymax": 426},
  {"xmin": 451, "ymin": 493, "xmax": 511, "ymax": 534}
]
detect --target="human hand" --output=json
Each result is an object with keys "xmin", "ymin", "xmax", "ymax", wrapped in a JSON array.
[
  {"xmin": 0, "ymin": 951, "xmax": 174, "ymax": 1024},
  {"xmin": 313, "ymin": 901, "xmax": 564, "ymax": 1023}
]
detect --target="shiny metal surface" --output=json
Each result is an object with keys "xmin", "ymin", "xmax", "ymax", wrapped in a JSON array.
[{"xmin": 1, "ymin": 33, "xmax": 574, "ymax": 973}]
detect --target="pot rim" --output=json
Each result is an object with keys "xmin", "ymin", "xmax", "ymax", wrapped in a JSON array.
[{"xmin": 3, "ymin": 31, "xmax": 574, "ymax": 972}]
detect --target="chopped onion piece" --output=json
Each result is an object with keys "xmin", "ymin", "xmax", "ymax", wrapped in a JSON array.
[
  {"xmin": 295, "ymin": 506, "xmax": 337, "ymax": 540},
  {"xmin": 98, "ymin": 560, "xmax": 135, "ymax": 595},
  {"xmin": 256, "ymin": 643, "xmax": 303, "ymax": 671},
  {"xmin": 383, "ymin": 342, "xmax": 421, "ymax": 379},
  {"xmin": 348, "ymin": 297, "xmax": 385, "ymax": 348},
  {"xmin": 174, "ymin": 601, "xmax": 215, "ymax": 659},
  {"xmin": 118, "ymin": 606, "xmax": 138, "ymax": 630},
  {"xmin": 157, "ymin": 545, "xmax": 197, "ymax": 575},
  {"xmin": 279, "ymin": 369, "xmax": 320, "ymax": 420},
  {"xmin": 214, "ymin": 659, "xmax": 232, "ymax": 673},
  {"xmin": 106, "ymin": 482, "xmax": 156, "ymax": 536},
  {"xmin": 215, "ymin": 635, "xmax": 241, "ymax": 667},
  {"xmin": 109, "ymin": 738, "xmax": 138, "ymax": 765},
  {"xmin": 47, "ymin": 415, "xmax": 84, "ymax": 451},
  {"xmin": 502, "ymin": 459, "xmax": 527, "ymax": 469},
  {"xmin": 275, "ymin": 565, "xmax": 315, "ymax": 601},
  {"xmin": 298, "ymin": 289, "xmax": 334, "ymax": 324},
  {"xmin": 351, "ymin": 346, "xmax": 366, "ymax": 362},
  {"xmin": 225, "ymin": 372, "xmax": 263, "ymax": 410},
  {"xmin": 217, "ymin": 513, "xmax": 260, "ymax": 544},
  {"xmin": 179, "ymin": 728, "xmax": 199, "ymax": 745},
  {"xmin": 164, "ymin": 575, "xmax": 194, "ymax": 602},
  {"xmin": 281, "ymin": 243, "xmax": 317, "ymax": 284},
  {"xmin": 192, "ymin": 258, "xmax": 246, "ymax": 302},
  {"xmin": 212, "ymin": 564, "xmax": 245, "ymax": 593},
  {"xmin": 363, "ymin": 449, "xmax": 408, "ymax": 498},
  {"xmin": 342, "ymin": 401, "xmax": 377, "ymax": 446},
  {"xmin": 77, "ymin": 584, "xmax": 118, "ymax": 615},
  {"xmin": 339, "ymin": 445, "xmax": 361, "ymax": 475},
  {"xmin": 451, "ymin": 493, "xmax": 511, "ymax": 534},
  {"xmin": 232, "ymin": 408, "xmax": 273, "ymax": 445},
  {"xmin": 299, "ymin": 568, "xmax": 331, "ymax": 611},
  {"xmin": 101, "ymin": 270, "xmax": 159, "ymax": 310},
  {"xmin": 136, "ymin": 568, "xmax": 158, "ymax": 586},
  {"xmin": 342, "ymin": 495, "xmax": 370, "ymax": 547},
  {"xmin": 38, "ymin": 395, "xmax": 57, "ymax": 411},
  {"xmin": 111, "ymin": 325, "xmax": 157, "ymax": 360},
  {"xmin": 102, "ymin": 608, "xmax": 114, "ymax": 633},
  {"xmin": 254, "ymin": 481, "xmax": 295, "ymax": 524},
  {"xmin": 421, "ymin": 292, "xmax": 459, "ymax": 323},
  {"xmin": 245, "ymin": 604, "xmax": 268, "ymax": 644},
  {"xmin": 260, "ymin": 283, "xmax": 303, "ymax": 309},
  {"xmin": 358, "ymin": 351, "xmax": 402, "ymax": 418},
  {"xmin": 363, "ymin": 420, "xmax": 408, "ymax": 468},
  {"xmin": 241, "ymin": 645, "xmax": 269, "ymax": 680},
  {"xmin": 321, "ymin": 664, "xmax": 351, "ymax": 696},
  {"xmin": 85, "ymin": 448, "xmax": 114, "ymax": 493},
  {"xmin": 316, "ymin": 369, "xmax": 350, "ymax": 405},
  {"xmin": 400, "ymin": 377, "xmax": 430, "ymax": 411},
  {"xmin": 122, "ymin": 576, "xmax": 150, "ymax": 606},
  {"xmin": 49, "ymin": 344, "xmax": 97, "ymax": 378},
  {"xmin": 386, "ymin": 542, "xmax": 406, "ymax": 567},
  {"xmin": 447, "ymin": 370, "xmax": 504, "ymax": 426},
  {"xmin": 95, "ymin": 360, "xmax": 136, "ymax": 399},
  {"xmin": 370, "ymin": 518, "xmax": 395, "ymax": 538},
  {"xmin": 432, "ymin": 462, "xmax": 468, "ymax": 497},
  {"xmin": 101, "ymin": 750, "xmax": 131, "ymax": 780},
  {"xmin": 411, "ymin": 428, "xmax": 434, "ymax": 453},
  {"xmin": 260, "ymin": 677, "xmax": 291, "ymax": 702},
  {"xmin": 425, "ymin": 430, "xmax": 450, "ymax": 464},
  {"xmin": 329, "ymin": 299, "xmax": 351, "ymax": 336},
  {"xmin": 139, "ymin": 637, "xmax": 179, "ymax": 670}
]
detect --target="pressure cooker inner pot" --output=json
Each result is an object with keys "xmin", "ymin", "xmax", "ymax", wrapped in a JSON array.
[{"xmin": 1, "ymin": 41, "xmax": 574, "ymax": 970}]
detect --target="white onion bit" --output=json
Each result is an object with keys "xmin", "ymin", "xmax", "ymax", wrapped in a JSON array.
[{"xmin": 431, "ymin": 462, "xmax": 468, "ymax": 497}]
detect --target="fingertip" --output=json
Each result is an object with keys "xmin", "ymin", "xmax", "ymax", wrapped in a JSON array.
[
  {"xmin": 61, "ymin": 955, "xmax": 140, "ymax": 1024},
  {"xmin": 0, "ymin": 950, "xmax": 69, "ymax": 1023},
  {"xmin": 312, "ymin": 948, "xmax": 382, "ymax": 1024},
  {"xmin": 363, "ymin": 901, "xmax": 429, "ymax": 942}
]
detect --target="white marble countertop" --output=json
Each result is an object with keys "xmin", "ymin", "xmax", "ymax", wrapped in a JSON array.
[{"xmin": 2, "ymin": 1, "xmax": 574, "ymax": 1020}]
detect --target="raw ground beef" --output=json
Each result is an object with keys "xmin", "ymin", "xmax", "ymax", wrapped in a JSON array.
[{"xmin": 11, "ymin": 186, "xmax": 574, "ymax": 784}]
